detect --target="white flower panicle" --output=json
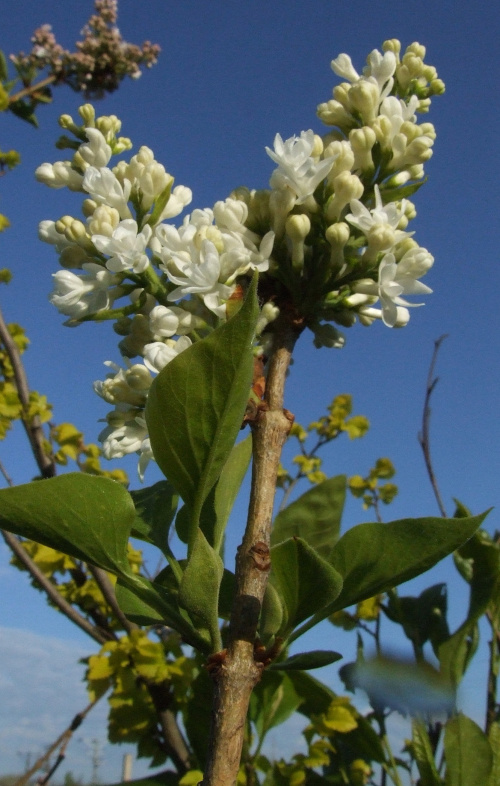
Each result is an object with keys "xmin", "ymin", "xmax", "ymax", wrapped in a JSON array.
[{"xmin": 38, "ymin": 42, "xmax": 443, "ymax": 478}]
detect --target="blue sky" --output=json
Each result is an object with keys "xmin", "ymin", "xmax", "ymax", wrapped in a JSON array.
[{"xmin": 0, "ymin": 0, "xmax": 499, "ymax": 781}]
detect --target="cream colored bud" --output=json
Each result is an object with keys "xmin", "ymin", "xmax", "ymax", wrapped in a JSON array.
[
  {"xmin": 430, "ymin": 78, "xmax": 445, "ymax": 95},
  {"xmin": 114, "ymin": 136, "xmax": 133, "ymax": 154},
  {"xmin": 419, "ymin": 122, "xmax": 436, "ymax": 140},
  {"xmin": 317, "ymin": 100, "xmax": 354, "ymax": 128},
  {"xmin": 82, "ymin": 199, "xmax": 98, "ymax": 218},
  {"xmin": 311, "ymin": 134, "xmax": 324, "ymax": 158},
  {"xmin": 56, "ymin": 216, "xmax": 87, "ymax": 244},
  {"xmin": 406, "ymin": 42, "xmax": 426, "ymax": 59},
  {"xmin": 204, "ymin": 225, "xmax": 224, "ymax": 253},
  {"xmin": 256, "ymin": 302, "xmax": 280, "ymax": 334},
  {"xmin": 372, "ymin": 115, "xmax": 393, "ymax": 150},
  {"xmin": 326, "ymin": 221, "xmax": 350, "ymax": 248},
  {"xmin": 408, "ymin": 164, "xmax": 424, "ymax": 180},
  {"xmin": 418, "ymin": 98, "xmax": 431, "ymax": 112},
  {"xmin": 326, "ymin": 172, "xmax": 364, "ymax": 221},
  {"xmin": 349, "ymin": 126, "xmax": 376, "ymax": 171},
  {"xmin": 405, "ymin": 137, "xmax": 434, "ymax": 165},
  {"xmin": 423, "ymin": 65, "xmax": 437, "ymax": 81},
  {"xmin": 325, "ymin": 140, "xmax": 355, "ymax": 182},
  {"xmin": 285, "ymin": 214, "xmax": 311, "ymax": 242},
  {"xmin": 88, "ymin": 205, "xmax": 120, "ymax": 237},
  {"xmin": 286, "ymin": 214, "xmax": 311, "ymax": 272},
  {"xmin": 125, "ymin": 365, "xmax": 153, "ymax": 391},
  {"xmin": 383, "ymin": 39, "xmax": 401, "ymax": 56},
  {"xmin": 97, "ymin": 114, "xmax": 122, "ymax": 139},
  {"xmin": 270, "ymin": 188, "xmax": 296, "ymax": 236},
  {"xmin": 78, "ymin": 104, "xmax": 96, "ymax": 127},
  {"xmin": 348, "ymin": 81, "xmax": 380, "ymax": 122},
  {"xmin": 396, "ymin": 65, "xmax": 412, "ymax": 91},
  {"xmin": 59, "ymin": 245, "xmax": 89, "ymax": 269},
  {"xmin": 333, "ymin": 83, "xmax": 352, "ymax": 107},
  {"xmin": 394, "ymin": 237, "xmax": 418, "ymax": 258},
  {"xmin": 402, "ymin": 200, "xmax": 417, "ymax": 224},
  {"xmin": 58, "ymin": 114, "xmax": 78, "ymax": 134}
]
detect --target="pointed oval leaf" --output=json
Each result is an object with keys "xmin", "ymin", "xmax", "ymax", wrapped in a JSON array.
[
  {"xmin": 270, "ymin": 536, "xmax": 343, "ymax": 636},
  {"xmin": 145, "ymin": 276, "xmax": 258, "ymax": 545},
  {"xmin": 327, "ymin": 511, "xmax": 490, "ymax": 617},
  {"xmin": 444, "ymin": 713, "xmax": 493, "ymax": 786},
  {"xmin": 271, "ymin": 475, "xmax": 346, "ymax": 560},
  {"xmin": 0, "ymin": 473, "xmax": 136, "ymax": 575},
  {"xmin": 268, "ymin": 650, "xmax": 342, "ymax": 671},
  {"xmin": 178, "ymin": 529, "xmax": 224, "ymax": 651},
  {"xmin": 130, "ymin": 480, "xmax": 178, "ymax": 555}
]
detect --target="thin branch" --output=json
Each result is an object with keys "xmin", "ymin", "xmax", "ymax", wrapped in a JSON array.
[
  {"xmin": 1, "ymin": 529, "xmax": 110, "ymax": 645},
  {"xmin": 87, "ymin": 564, "xmax": 139, "ymax": 635},
  {"xmin": 13, "ymin": 699, "xmax": 101, "ymax": 786},
  {"xmin": 202, "ymin": 315, "xmax": 302, "ymax": 786},
  {"xmin": 418, "ymin": 335, "xmax": 448, "ymax": 518},
  {"xmin": 8, "ymin": 74, "xmax": 57, "ymax": 104},
  {"xmin": 0, "ymin": 304, "xmax": 56, "ymax": 478}
]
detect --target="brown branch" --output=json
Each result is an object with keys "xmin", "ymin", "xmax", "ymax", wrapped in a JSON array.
[
  {"xmin": 13, "ymin": 699, "xmax": 100, "ymax": 786},
  {"xmin": 88, "ymin": 563, "xmax": 192, "ymax": 772},
  {"xmin": 202, "ymin": 315, "xmax": 301, "ymax": 786},
  {"xmin": 1, "ymin": 529, "xmax": 109, "ymax": 645},
  {"xmin": 8, "ymin": 74, "xmax": 57, "ymax": 104},
  {"xmin": 418, "ymin": 334, "xmax": 448, "ymax": 518},
  {"xmin": 0, "ymin": 304, "xmax": 56, "ymax": 478}
]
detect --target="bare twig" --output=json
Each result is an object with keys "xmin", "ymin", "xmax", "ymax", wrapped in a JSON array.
[
  {"xmin": 418, "ymin": 335, "xmax": 448, "ymax": 518},
  {"xmin": 13, "ymin": 699, "xmax": 101, "ymax": 786},
  {"xmin": 1, "ymin": 529, "xmax": 110, "ymax": 644},
  {"xmin": 0, "ymin": 304, "xmax": 56, "ymax": 478},
  {"xmin": 202, "ymin": 314, "xmax": 302, "ymax": 786},
  {"xmin": 8, "ymin": 75, "xmax": 57, "ymax": 104}
]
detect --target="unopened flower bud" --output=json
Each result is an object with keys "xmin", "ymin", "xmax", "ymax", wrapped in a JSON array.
[
  {"xmin": 312, "ymin": 322, "xmax": 345, "ymax": 349},
  {"xmin": 286, "ymin": 214, "xmax": 311, "ymax": 272},
  {"xmin": 55, "ymin": 216, "xmax": 88, "ymax": 244},
  {"xmin": 125, "ymin": 364, "xmax": 153, "ymax": 391},
  {"xmin": 326, "ymin": 221, "xmax": 350, "ymax": 272},
  {"xmin": 406, "ymin": 42, "xmax": 426, "ymax": 59},
  {"xmin": 383, "ymin": 39, "xmax": 401, "ymax": 56},
  {"xmin": 256, "ymin": 302, "xmax": 280, "ymax": 334},
  {"xmin": 87, "ymin": 205, "xmax": 120, "ymax": 237},
  {"xmin": 430, "ymin": 78, "xmax": 445, "ymax": 95},
  {"xmin": 333, "ymin": 83, "xmax": 352, "ymax": 107},
  {"xmin": 349, "ymin": 127, "xmax": 376, "ymax": 172},
  {"xmin": 348, "ymin": 81, "xmax": 380, "ymax": 123},
  {"xmin": 317, "ymin": 100, "xmax": 354, "ymax": 129},
  {"xmin": 363, "ymin": 225, "xmax": 396, "ymax": 260},
  {"xmin": 59, "ymin": 245, "xmax": 89, "ymax": 269},
  {"xmin": 311, "ymin": 134, "xmax": 324, "ymax": 158},
  {"xmin": 326, "ymin": 172, "xmax": 364, "ymax": 221},
  {"xmin": 372, "ymin": 115, "xmax": 393, "ymax": 150},
  {"xmin": 78, "ymin": 104, "xmax": 96, "ymax": 127},
  {"xmin": 324, "ymin": 140, "xmax": 355, "ymax": 182},
  {"xmin": 82, "ymin": 199, "xmax": 98, "ymax": 217}
]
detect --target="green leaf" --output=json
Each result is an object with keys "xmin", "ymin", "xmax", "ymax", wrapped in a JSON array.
[
  {"xmin": 385, "ymin": 583, "xmax": 450, "ymax": 651},
  {"xmin": 270, "ymin": 536, "xmax": 343, "ymax": 637},
  {"xmin": 439, "ymin": 531, "xmax": 500, "ymax": 685},
  {"xmin": 145, "ymin": 276, "xmax": 258, "ymax": 549},
  {"xmin": 130, "ymin": 480, "xmax": 178, "ymax": 556},
  {"xmin": 286, "ymin": 670, "xmax": 336, "ymax": 717},
  {"xmin": 444, "ymin": 713, "xmax": 492, "ymax": 785},
  {"xmin": 147, "ymin": 180, "xmax": 173, "ymax": 226},
  {"xmin": 249, "ymin": 671, "xmax": 302, "ymax": 742},
  {"xmin": 0, "ymin": 473, "xmax": 135, "ymax": 575},
  {"xmin": 115, "ymin": 574, "xmax": 210, "ymax": 653},
  {"xmin": 199, "ymin": 433, "xmax": 252, "ymax": 552},
  {"xmin": 178, "ymin": 529, "xmax": 224, "ymax": 651},
  {"xmin": 268, "ymin": 650, "xmax": 342, "ymax": 671},
  {"xmin": 411, "ymin": 719, "xmax": 442, "ymax": 786},
  {"xmin": 271, "ymin": 475, "xmax": 346, "ymax": 560},
  {"xmin": 324, "ymin": 511, "xmax": 489, "ymax": 620},
  {"xmin": 259, "ymin": 581, "xmax": 285, "ymax": 644}
]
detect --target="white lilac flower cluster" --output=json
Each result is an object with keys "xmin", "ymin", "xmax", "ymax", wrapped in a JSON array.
[{"xmin": 37, "ymin": 40, "xmax": 443, "ymax": 478}]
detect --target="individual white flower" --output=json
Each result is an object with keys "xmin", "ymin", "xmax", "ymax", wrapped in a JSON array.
[
  {"xmin": 82, "ymin": 166, "xmax": 132, "ymax": 219},
  {"xmin": 94, "ymin": 360, "xmax": 152, "ymax": 406},
  {"xmin": 92, "ymin": 219, "xmax": 152, "ymax": 274},
  {"xmin": 49, "ymin": 263, "xmax": 118, "ymax": 317},
  {"xmin": 138, "ymin": 434, "xmax": 154, "ymax": 481},
  {"xmin": 39, "ymin": 220, "xmax": 75, "ymax": 253},
  {"xmin": 219, "ymin": 229, "xmax": 274, "ymax": 280},
  {"xmin": 149, "ymin": 305, "xmax": 180, "ymax": 338},
  {"xmin": 331, "ymin": 53, "xmax": 360, "ymax": 83},
  {"xmin": 165, "ymin": 239, "xmax": 233, "ymax": 316},
  {"xmin": 159, "ymin": 185, "xmax": 193, "ymax": 220},
  {"xmin": 35, "ymin": 161, "xmax": 84, "ymax": 191},
  {"xmin": 353, "ymin": 252, "xmax": 432, "ymax": 327},
  {"xmin": 78, "ymin": 128, "xmax": 112, "ymax": 168},
  {"xmin": 143, "ymin": 335, "xmax": 192, "ymax": 373},
  {"xmin": 345, "ymin": 185, "xmax": 411, "ymax": 251},
  {"xmin": 363, "ymin": 49, "xmax": 397, "ymax": 94},
  {"xmin": 99, "ymin": 413, "xmax": 149, "ymax": 459},
  {"xmin": 266, "ymin": 130, "xmax": 336, "ymax": 204}
]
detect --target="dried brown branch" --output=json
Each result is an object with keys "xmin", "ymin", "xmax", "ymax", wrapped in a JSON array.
[
  {"xmin": 202, "ymin": 314, "xmax": 302, "ymax": 786},
  {"xmin": 418, "ymin": 334, "xmax": 448, "ymax": 518},
  {"xmin": 0, "ymin": 303, "xmax": 56, "ymax": 478},
  {"xmin": 13, "ymin": 699, "xmax": 101, "ymax": 786},
  {"xmin": 1, "ymin": 529, "xmax": 110, "ymax": 644}
]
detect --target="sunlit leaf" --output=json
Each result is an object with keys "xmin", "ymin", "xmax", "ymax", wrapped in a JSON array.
[{"xmin": 444, "ymin": 713, "xmax": 492, "ymax": 785}]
